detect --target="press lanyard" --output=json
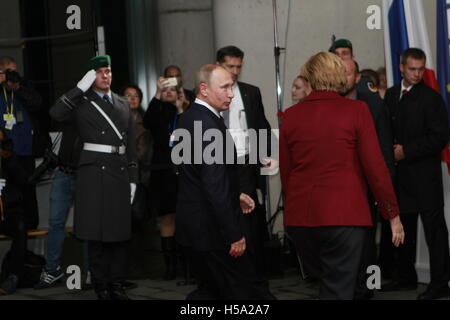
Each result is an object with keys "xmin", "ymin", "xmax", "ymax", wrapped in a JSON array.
[{"xmin": 3, "ymin": 86, "xmax": 14, "ymax": 115}]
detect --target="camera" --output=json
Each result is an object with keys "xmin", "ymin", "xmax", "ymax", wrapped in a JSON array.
[
  {"xmin": 28, "ymin": 148, "xmax": 60, "ymax": 184},
  {"xmin": 4, "ymin": 69, "xmax": 22, "ymax": 84}
]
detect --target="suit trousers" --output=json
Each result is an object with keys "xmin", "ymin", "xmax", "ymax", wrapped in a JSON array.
[
  {"xmin": 237, "ymin": 162, "xmax": 269, "ymax": 282},
  {"xmin": 87, "ymin": 240, "xmax": 129, "ymax": 291},
  {"xmin": 287, "ymin": 226, "xmax": 367, "ymax": 300},
  {"xmin": 185, "ymin": 248, "xmax": 274, "ymax": 300},
  {"xmin": 394, "ymin": 208, "xmax": 450, "ymax": 288},
  {"xmin": 355, "ymin": 197, "xmax": 378, "ymax": 297}
]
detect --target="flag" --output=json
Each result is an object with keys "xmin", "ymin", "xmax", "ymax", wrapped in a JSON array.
[{"xmin": 382, "ymin": 0, "xmax": 450, "ymax": 173}]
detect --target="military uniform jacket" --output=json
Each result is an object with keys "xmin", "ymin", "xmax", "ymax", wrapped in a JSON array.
[
  {"xmin": 50, "ymin": 87, "xmax": 138, "ymax": 242},
  {"xmin": 382, "ymin": 82, "xmax": 449, "ymax": 213}
]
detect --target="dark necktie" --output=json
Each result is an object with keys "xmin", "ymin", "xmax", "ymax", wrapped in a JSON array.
[
  {"xmin": 103, "ymin": 95, "xmax": 111, "ymax": 105},
  {"xmin": 401, "ymin": 89, "xmax": 409, "ymax": 99},
  {"xmin": 219, "ymin": 115, "xmax": 227, "ymax": 128}
]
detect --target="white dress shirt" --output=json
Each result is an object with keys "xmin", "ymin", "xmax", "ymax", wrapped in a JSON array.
[{"xmin": 223, "ymin": 83, "xmax": 250, "ymax": 158}]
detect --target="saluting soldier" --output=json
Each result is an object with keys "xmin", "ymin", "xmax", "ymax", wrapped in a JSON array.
[{"xmin": 49, "ymin": 55, "xmax": 138, "ymax": 300}]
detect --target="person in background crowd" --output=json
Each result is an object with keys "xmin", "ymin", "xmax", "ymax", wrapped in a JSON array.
[
  {"xmin": 0, "ymin": 129, "xmax": 28, "ymax": 295},
  {"xmin": 164, "ymin": 65, "xmax": 195, "ymax": 105},
  {"xmin": 291, "ymin": 75, "xmax": 312, "ymax": 104},
  {"xmin": 380, "ymin": 48, "xmax": 450, "ymax": 300},
  {"xmin": 143, "ymin": 76, "xmax": 187, "ymax": 281},
  {"xmin": 0, "ymin": 56, "xmax": 44, "ymax": 230},
  {"xmin": 216, "ymin": 46, "xmax": 275, "ymax": 292},
  {"xmin": 377, "ymin": 67, "xmax": 388, "ymax": 100},
  {"xmin": 122, "ymin": 84, "xmax": 152, "ymax": 284}
]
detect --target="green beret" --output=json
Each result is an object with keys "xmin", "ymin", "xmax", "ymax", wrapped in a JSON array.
[
  {"xmin": 329, "ymin": 39, "xmax": 353, "ymax": 53},
  {"xmin": 86, "ymin": 55, "xmax": 111, "ymax": 71}
]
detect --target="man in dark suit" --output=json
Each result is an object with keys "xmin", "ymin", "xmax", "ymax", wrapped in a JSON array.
[
  {"xmin": 216, "ymin": 46, "xmax": 274, "ymax": 284},
  {"xmin": 174, "ymin": 64, "xmax": 273, "ymax": 300},
  {"xmin": 50, "ymin": 55, "xmax": 138, "ymax": 300},
  {"xmin": 343, "ymin": 59, "xmax": 400, "ymax": 299},
  {"xmin": 380, "ymin": 48, "xmax": 450, "ymax": 300}
]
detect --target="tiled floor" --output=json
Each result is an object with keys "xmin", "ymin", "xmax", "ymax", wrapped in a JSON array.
[{"xmin": 1, "ymin": 267, "xmax": 446, "ymax": 300}]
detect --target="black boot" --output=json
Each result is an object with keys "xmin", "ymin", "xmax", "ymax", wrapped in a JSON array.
[
  {"xmin": 109, "ymin": 282, "xmax": 131, "ymax": 300},
  {"xmin": 94, "ymin": 282, "xmax": 111, "ymax": 300},
  {"xmin": 177, "ymin": 245, "xmax": 195, "ymax": 286},
  {"xmin": 161, "ymin": 236, "xmax": 177, "ymax": 280}
]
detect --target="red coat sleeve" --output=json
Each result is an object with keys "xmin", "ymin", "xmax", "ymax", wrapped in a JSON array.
[{"xmin": 356, "ymin": 102, "xmax": 400, "ymax": 220}]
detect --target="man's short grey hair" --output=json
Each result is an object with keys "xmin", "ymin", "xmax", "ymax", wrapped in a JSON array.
[{"xmin": 195, "ymin": 64, "xmax": 225, "ymax": 92}]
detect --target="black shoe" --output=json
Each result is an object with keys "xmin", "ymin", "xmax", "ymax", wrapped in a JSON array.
[
  {"xmin": 120, "ymin": 280, "xmax": 138, "ymax": 290},
  {"xmin": 354, "ymin": 290, "xmax": 374, "ymax": 300},
  {"xmin": 380, "ymin": 280, "xmax": 417, "ymax": 292},
  {"xmin": 0, "ymin": 274, "xmax": 18, "ymax": 295},
  {"xmin": 417, "ymin": 286, "xmax": 450, "ymax": 300},
  {"xmin": 96, "ymin": 289, "xmax": 111, "ymax": 300},
  {"xmin": 110, "ymin": 283, "xmax": 131, "ymax": 300}
]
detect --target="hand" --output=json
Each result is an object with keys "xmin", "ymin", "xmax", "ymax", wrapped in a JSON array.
[
  {"xmin": 239, "ymin": 193, "xmax": 255, "ymax": 214},
  {"xmin": 389, "ymin": 216, "xmax": 405, "ymax": 247},
  {"xmin": 260, "ymin": 157, "xmax": 279, "ymax": 176},
  {"xmin": 130, "ymin": 183, "xmax": 137, "ymax": 204},
  {"xmin": 77, "ymin": 70, "xmax": 97, "ymax": 92},
  {"xmin": 393, "ymin": 144, "xmax": 405, "ymax": 162},
  {"xmin": 229, "ymin": 237, "xmax": 246, "ymax": 258},
  {"xmin": 0, "ymin": 179, "xmax": 6, "ymax": 195}
]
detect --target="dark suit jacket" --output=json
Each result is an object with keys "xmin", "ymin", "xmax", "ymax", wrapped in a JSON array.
[
  {"xmin": 280, "ymin": 91, "xmax": 399, "ymax": 227},
  {"xmin": 383, "ymin": 82, "xmax": 449, "ymax": 212},
  {"xmin": 175, "ymin": 103, "xmax": 243, "ymax": 251}
]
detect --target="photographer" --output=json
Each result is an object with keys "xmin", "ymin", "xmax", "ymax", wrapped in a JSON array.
[
  {"xmin": 143, "ymin": 76, "xmax": 188, "ymax": 281},
  {"xmin": 0, "ymin": 129, "xmax": 28, "ymax": 295},
  {"xmin": 0, "ymin": 56, "xmax": 45, "ymax": 230}
]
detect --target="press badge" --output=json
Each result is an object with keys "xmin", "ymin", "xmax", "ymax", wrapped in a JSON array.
[
  {"xmin": 169, "ymin": 134, "xmax": 176, "ymax": 147},
  {"xmin": 3, "ymin": 114, "xmax": 15, "ymax": 122}
]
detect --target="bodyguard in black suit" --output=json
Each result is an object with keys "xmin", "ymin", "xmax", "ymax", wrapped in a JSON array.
[
  {"xmin": 216, "ymin": 46, "xmax": 274, "ymax": 285},
  {"xmin": 174, "ymin": 64, "xmax": 273, "ymax": 300},
  {"xmin": 380, "ymin": 48, "xmax": 450, "ymax": 300}
]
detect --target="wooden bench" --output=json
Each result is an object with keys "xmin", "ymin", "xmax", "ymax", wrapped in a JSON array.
[{"xmin": 0, "ymin": 227, "xmax": 74, "ymax": 240}]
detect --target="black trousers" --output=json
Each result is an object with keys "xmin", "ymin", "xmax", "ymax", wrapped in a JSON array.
[
  {"xmin": 355, "ymin": 197, "xmax": 378, "ymax": 296},
  {"xmin": 87, "ymin": 240, "xmax": 129, "ymax": 291},
  {"xmin": 17, "ymin": 156, "xmax": 39, "ymax": 230},
  {"xmin": 185, "ymin": 247, "xmax": 274, "ymax": 300},
  {"xmin": 287, "ymin": 226, "xmax": 367, "ymax": 300},
  {"xmin": 392, "ymin": 208, "xmax": 450, "ymax": 288},
  {"xmin": 0, "ymin": 213, "xmax": 27, "ymax": 276},
  {"xmin": 237, "ymin": 163, "xmax": 269, "ymax": 283}
]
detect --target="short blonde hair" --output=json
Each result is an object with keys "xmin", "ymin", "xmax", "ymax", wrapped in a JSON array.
[{"xmin": 300, "ymin": 52, "xmax": 347, "ymax": 92}]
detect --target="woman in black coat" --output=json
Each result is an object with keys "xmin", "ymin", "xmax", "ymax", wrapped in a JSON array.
[{"xmin": 143, "ymin": 77, "xmax": 189, "ymax": 280}]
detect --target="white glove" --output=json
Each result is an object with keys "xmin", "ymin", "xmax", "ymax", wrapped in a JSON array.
[
  {"xmin": 0, "ymin": 179, "xmax": 6, "ymax": 196},
  {"xmin": 130, "ymin": 183, "xmax": 137, "ymax": 204},
  {"xmin": 77, "ymin": 70, "xmax": 97, "ymax": 92}
]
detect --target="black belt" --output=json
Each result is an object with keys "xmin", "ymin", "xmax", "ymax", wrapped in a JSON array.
[{"xmin": 58, "ymin": 165, "xmax": 76, "ymax": 176}]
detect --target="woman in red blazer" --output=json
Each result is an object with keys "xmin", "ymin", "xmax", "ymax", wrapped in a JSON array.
[{"xmin": 280, "ymin": 52, "xmax": 404, "ymax": 300}]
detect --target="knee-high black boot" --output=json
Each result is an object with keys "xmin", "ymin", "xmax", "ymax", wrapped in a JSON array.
[{"xmin": 161, "ymin": 236, "xmax": 177, "ymax": 280}]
